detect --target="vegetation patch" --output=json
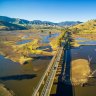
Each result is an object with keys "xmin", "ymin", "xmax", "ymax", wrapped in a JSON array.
[
  {"xmin": 71, "ymin": 59, "xmax": 91, "ymax": 85},
  {"xmin": 50, "ymin": 31, "xmax": 66, "ymax": 50}
]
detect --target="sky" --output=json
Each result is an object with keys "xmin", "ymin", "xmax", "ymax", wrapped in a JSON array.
[{"xmin": 0, "ymin": 0, "xmax": 96, "ymax": 22}]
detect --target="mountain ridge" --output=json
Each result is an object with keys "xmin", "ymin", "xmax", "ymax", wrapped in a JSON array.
[
  {"xmin": 0, "ymin": 21, "xmax": 27, "ymax": 30},
  {"xmin": 0, "ymin": 16, "xmax": 82, "ymax": 26}
]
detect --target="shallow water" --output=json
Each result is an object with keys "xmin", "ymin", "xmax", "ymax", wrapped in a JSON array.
[
  {"xmin": 40, "ymin": 33, "xmax": 59, "ymax": 43},
  {"xmin": 79, "ymin": 40, "xmax": 96, "ymax": 45},
  {"xmin": 16, "ymin": 33, "xmax": 59, "ymax": 45},
  {"xmin": 76, "ymin": 37, "xmax": 96, "ymax": 45},
  {"xmin": 0, "ymin": 55, "xmax": 52, "ymax": 96},
  {"xmin": 71, "ymin": 38, "xmax": 96, "ymax": 96},
  {"xmin": 76, "ymin": 37, "xmax": 89, "ymax": 41},
  {"xmin": 16, "ymin": 39, "xmax": 32, "ymax": 45}
]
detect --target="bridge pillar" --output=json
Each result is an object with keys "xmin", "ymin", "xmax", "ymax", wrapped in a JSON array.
[
  {"xmin": 36, "ymin": 92, "xmax": 39, "ymax": 96},
  {"xmin": 42, "ymin": 80, "xmax": 45, "ymax": 84},
  {"xmin": 46, "ymin": 72, "xmax": 49, "ymax": 76},
  {"xmin": 54, "ymin": 76, "xmax": 57, "ymax": 80}
]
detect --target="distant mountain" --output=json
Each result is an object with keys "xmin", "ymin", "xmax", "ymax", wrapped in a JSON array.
[
  {"xmin": 0, "ymin": 21, "xmax": 27, "ymax": 30},
  {"xmin": 0, "ymin": 16, "xmax": 30, "ymax": 25},
  {"xmin": 0, "ymin": 16, "xmax": 82, "ymax": 27},
  {"xmin": 31, "ymin": 20, "xmax": 57, "ymax": 25},
  {"xmin": 57, "ymin": 21, "xmax": 82, "ymax": 26}
]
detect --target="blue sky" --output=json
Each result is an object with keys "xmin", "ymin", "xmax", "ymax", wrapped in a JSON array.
[{"xmin": 0, "ymin": 0, "xmax": 96, "ymax": 22}]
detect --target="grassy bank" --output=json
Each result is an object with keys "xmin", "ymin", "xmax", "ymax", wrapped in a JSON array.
[{"xmin": 50, "ymin": 30, "xmax": 66, "ymax": 50}]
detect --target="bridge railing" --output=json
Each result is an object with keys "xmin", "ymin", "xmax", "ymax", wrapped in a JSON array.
[
  {"xmin": 40, "ymin": 47, "xmax": 63, "ymax": 96},
  {"xmin": 32, "ymin": 48, "xmax": 60, "ymax": 96}
]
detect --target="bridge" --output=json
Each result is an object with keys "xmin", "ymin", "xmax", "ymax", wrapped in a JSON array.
[
  {"xmin": 32, "ymin": 32, "xmax": 96, "ymax": 96},
  {"xmin": 32, "ymin": 32, "xmax": 71, "ymax": 96},
  {"xmin": 32, "ymin": 47, "xmax": 64, "ymax": 96}
]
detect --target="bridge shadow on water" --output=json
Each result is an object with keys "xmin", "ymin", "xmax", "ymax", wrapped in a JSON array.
[
  {"xmin": 51, "ymin": 48, "xmax": 74, "ymax": 96},
  {"xmin": 0, "ymin": 74, "xmax": 37, "ymax": 81}
]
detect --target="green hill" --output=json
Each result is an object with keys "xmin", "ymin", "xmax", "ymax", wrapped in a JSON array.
[
  {"xmin": 0, "ymin": 16, "xmax": 30, "ymax": 25},
  {"xmin": 0, "ymin": 21, "xmax": 27, "ymax": 30}
]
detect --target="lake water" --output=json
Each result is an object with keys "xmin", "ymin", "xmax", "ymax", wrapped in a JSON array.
[
  {"xmin": 1, "ymin": 36, "xmax": 96, "ymax": 96},
  {"xmin": 71, "ymin": 38, "xmax": 96, "ymax": 96},
  {"xmin": 76, "ymin": 37, "xmax": 96, "ymax": 45},
  {"xmin": 16, "ymin": 40, "xmax": 32, "ymax": 45},
  {"xmin": 16, "ymin": 33, "xmax": 59, "ymax": 45},
  {"xmin": 0, "ymin": 55, "xmax": 52, "ymax": 96},
  {"xmin": 79, "ymin": 40, "xmax": 96, "ymax": 45},
  {"xmin": 0, "ymin": 32, "xmax": 59, "ymax": 95},
  {"xmin": 76, "ymin": 37, "xmax": 89, "ymax": 41},
  {"xmin": 40, "ymin": 33, "xmax": 59, "ymax": 43}
]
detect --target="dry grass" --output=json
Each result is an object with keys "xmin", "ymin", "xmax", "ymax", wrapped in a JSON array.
[
  {"xmin": 71, "ymin": 59, "xmax": 91, "ymax": 85},
  {"xmin": 71, "ymin": 41, "xmax": 80, "ymax": 47}
]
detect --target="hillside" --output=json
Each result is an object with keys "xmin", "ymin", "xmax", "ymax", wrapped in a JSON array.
[
  {"xmin": 58, "ymin": 21, "xmax": 82, "ymax": 26},
  {"xmin": 0, "ymin": 16, "xmax": 82, "ymax": 27},
  {"xmin": 0, "ymin": 16, "xmax": 30, "ymax": 25},
  {"xmin": 0, "ymin": 21, "xmax": 27, "ymax": 30},
  {"xmin": 70, "ymin": 19, "xmax": 96, "ymax": 34}
]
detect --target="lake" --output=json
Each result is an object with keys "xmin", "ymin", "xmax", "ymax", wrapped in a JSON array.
[
  {"xmin": 71, "ymin": 38, "xmax": 96, "ymax": 96},
  {"xmin": 0, "ymin": 55, "xmax": 52, "ymax": 96}
]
